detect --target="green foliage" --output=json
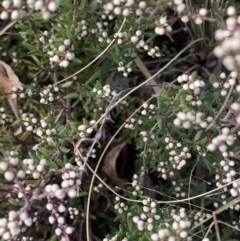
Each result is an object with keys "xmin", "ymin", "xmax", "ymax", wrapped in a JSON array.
[{"xmin": 1, "ymin": 0, "xmax": 240, "ymax": 241}]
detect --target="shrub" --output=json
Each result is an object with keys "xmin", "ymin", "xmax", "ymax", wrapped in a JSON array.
[{"xmin": 1, "ymin": 0, "xmax": 240, "ymax": 241}]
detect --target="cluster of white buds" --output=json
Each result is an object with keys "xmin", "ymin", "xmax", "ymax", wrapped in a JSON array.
[
  {"xmin": 177, "ymin": 73, "xmax": 205, "ymax": 106},
  {"xmin": 68, "ymin": 207, "xmax": 79, "ymax": 219},
  {"xmin": 93, "ymin": 183, "xmax": 103, "ymax": 193},
  {"xmin": 191, "ymin": 8, "xmax": 209, "ymax": 25},
  {"xmin": 193, "ymin": 211, "xmax": 211, "ymax": 226},
  {"xmin": 167, "ymin": 208, "xmax": 191, "ymax": 240},
  {"xmin": 61, "ymin": 163, "xmax": 82, "ymax": 191},
  {"xmin": 207, "ymin": 127, "xmax": 235, "ymax": 153},
  {"xmin": 23, "ymin": 158, "xmax": 47, "ymax": 179},
  {"xmin": 98, "ymin": 30, "xmax": 111, "ymax": 44},
  {"xmin": 14, "ymin": 183, "xmax": 32, "ymax": 199},
  {"xmin": 131, "ymin": 174, "xmax": 143, "ymax": 196},
  {"xmin": 0, "ymin": 107, "xmax": 13, "ymax": 127},
  {"xmin": 21, "ymin": 237, "xmax": 34, "ymax": 240},
  {"xmin": 168, "ymin": 0, "xmax": 189, "ymax": 23},
  {"xmin": 139, "ymin": 131, "xmax": 155, "ymax": 143},
  {"xmin": 45, "ymin": 183, "xmax": 78, "ymax": 200},
  {"xmin": 213, "ymin": 6, "xmax": 240, "ymax": 71},
  {"xmin": 141, "ymin": 103, "xmax": 156, "ymax": 119},
  {"xmin": 78, "ymin": 120, "xmax": 96, "ymax": 137},
  {"xmin": 232, "ymin": 219, "xmax": 240, "ymax": 230},
  {"xmin": 77, "ymin": 15, "xmax": 109, "ymax": 43},
  {"xmin": 46, "ymin": 199, "xmax": 74, "ymax": 239},
  {"xmin": 115, "ymin": 32, "xmax": 128, "ymax": 45},
  {"xmin": 131, "ymin": 30, "xmax": 161, "ymax": 58},
  {"xmin": 11, "ymin": 51, "xmax": 21, "ymax": 64},
  {"xmin": 11, "ymin": 86, "xmax": 32, "ymax": 99},
  {"xmin": 114, "ymin": 196, "xmax": 128, "ymax": 214},
  {"xmin": 155, "ymin": 16, "xmax": 172, "ymax": 35},
  {"xmin": 40, "ymin": 84, "xmax": 59, "ymax": 104},
  {"xmin": 23, "ymin": 116, "xmax": 56, "ymax": 143},
  {"xmin": 195, "ymin": 145, "xmax": 206, "ymax": 157},
  {"xmin": 169, "ymin": 0, "xmax": 208, "ymax": 24},
  {"xmin": 118, "ymin": 62, "xmax": 132, "ymax": 77},
  {"xmin": 130, "ymin": 30, "xmax": 140, "ymax": 44},
  {"xmin": 31, "ymin": 0, "xmax": 60, "ymax": 20},
  {"xmin": 0, "ymin": 0, "xmax": 26, "ymax": 20},
  {"xmin": 92, "ymin": 84, "xmax": 117, "ymax": 98},
  {"xmin": 169, "ymin": 146, "xmax": 191, "ymax": 170},
  {"xmin": 157, "ymin": 160, "xmax": 174, "ymax": 179},
  {"xmin": 74, "ymin": 148, "xmax": 96, "ymax": 169},
  {"xmin": 124, "ymin": 117, "xmax": 143, "ymax": 130},
  {"xmin": 39, "ymin": 30, "xmax": 57, "ymax": 55},
  {"xmin": 151, "ymin": 229, "xmax": 171, "ymax": 241},
  {"xmin": 213, "ymin": 72, "xmax": 239, "ymax": 96},
  {"xmin": 174, "ymin": 111, "xmax": 212, "ymax": 129},
  {"xmin": 21, "ymin": 112, "xmax": 36, "ymax": 132},
  {"xmin": 213, "ymin": 154, "xmax": 236, "ymax": 187},
  {"xmin": 119, "ymin": 99, "xmax": 130, "ymax": 108},
  {"xmin": 45, "ymin": 37, "xmax": 75, "ymax": 68},
  {"xmin": 230, "ymin": 103, "xmax": 240, "ymax": 132},
  {"xmin": 0, "ymin": 150, "xmax": 26, "ymax": 182},
  {"xmin": 77, "ymin": 20, "xmax": 89, "ymax": 40},
  {"xmin": 0, "ymin": 211, "xmax": 33, "ymax": 239},
  {"xmin": 213, "ymin": 160, "xmax": 229, "ymax": 193},
  {"xmin": 147, "ymin": 46, "xmax": 161, "ymax": 58},
  {"xmin": 164, "ymin": 135, "xmax": 191, "ymax": 170},
  {"xmin": 103, "ymin": 0, "xmax": 147, "ymax": 17},
  {"xmin": 133, "ymin": 198, "xmax": 160, "ymax": 232},
  {"xmin": 230, "ymin": 181, "xmax": 240, "ymax": 197},
  {"xmin": 172, "ymin": 181, "xmax": 186, "ymax": 198},
  {"xmin": 93, "ymin": 100, "xmax": 104, "ymax": 113},
  {"xmin": 0, "ymin": 0, "xmax": 60, "ymax": 20}
]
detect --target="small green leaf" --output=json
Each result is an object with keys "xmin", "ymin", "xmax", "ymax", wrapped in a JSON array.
[
  {"xmin": 127, "ymin": 213, "xmax": 133, "ymax": 229},
  {"xmin": 64, "ymin": 93, "xmax": 79, "ymax": 99},
  {"xmin": 61, "ymin": 81, "xmax": 73, "ymax": 88},
  {"xmin": 23, "ymin": 179, "xmax": 38, "ymax": 184},
  {"xmin": 47, "ymin": 159, "xmax": 58, "ymax": 168},
  {"xmin": 11, "ymin": 119, "xmax": 22, "ymax": 126},
  {"xmin": 58, "ymin": 127, "xmax": 67, "ymax": 137},
  {"xmin": 50, "ymin": 235, "xmax": 58, "ymax": 241},
  {"xmin": 89, "ymin": 214, "xmax": 97, "ymax": 220},
  {"xmin": 77, "ymin": 191, "xmax": 88, "ymax": 197},
  {"xmin": 9, "ymin": 199, "xmax": 25, "ymax": 206},
  {"xmin": 194, "ymin": 130, "xmax": 203, "ymax": 142},
  {"xmin": 157, "ymin": 118, "xmax": 162, "ymax": 130},
  {"xmin": 60, "ymin": 147, "xmax": 70, "ymax": 153},
  {"xmin": 80, "ymin": 0, "xmax": 87, "ymax": 9},
  {"xmin": 19, "ymin": 131, "xmax": 30, "ymax": 140},
  {"xmin": 30, "ymin": 55, "xmax": 41, "ymax": 65},
  {"xmin": 28, "ymin": 151, "xmax": 37, "ymax": 161},
  {"xmin": 86, "ymin": 68, "xmax": 101, "ymax": 84},
  {"xmin": 82, "ymin": 118, "xmax": 88, "ymax": 125}
]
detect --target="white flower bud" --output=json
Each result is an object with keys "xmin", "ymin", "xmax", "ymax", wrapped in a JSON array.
[
  {"xmin": 66, "ymin": 227, "xmax": 73, "ymax": 234},
  {"xmin": 11, "ymin": 10, "xmax": 20, "ymax": 20},
  {"xmin": 4, "ymin": 171, "xmax": 15, "ymax": 181},
  {"xmin": 46, "ymin": 203, "xmax": 53, "ymax": 210},
  {"xmin": 68, "ymin": 189, "xmax": 77, "ymax": 198},
  {"xmin": 55, "ymin": 228, "xmax": 62, "ymax": 236},
  {"xmin": 139, "ymin": 1, "xmax": 147, "ymax": 9},
  {"xmin": 48, "ymin": 1, "xmax": 58, "ymax": 11},
  {"xmin": 0, "ymin": 11, "xmax": 9, "ymax": 20}
]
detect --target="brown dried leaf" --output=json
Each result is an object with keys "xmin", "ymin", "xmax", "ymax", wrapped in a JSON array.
[
  {"xmin": 0, "ymin": 60, "xmax": 22, "ymax": 135},
  {"xmin": 0, "ymin": 72, "xmax": 11, "ymax": 96},
  {"xmin": 102, "ymin": 140, "xmax": 129, "ymax": 188},
  {"xmin": 0, "ymin": 60, "xmax": 22, "ymax": 95}
]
